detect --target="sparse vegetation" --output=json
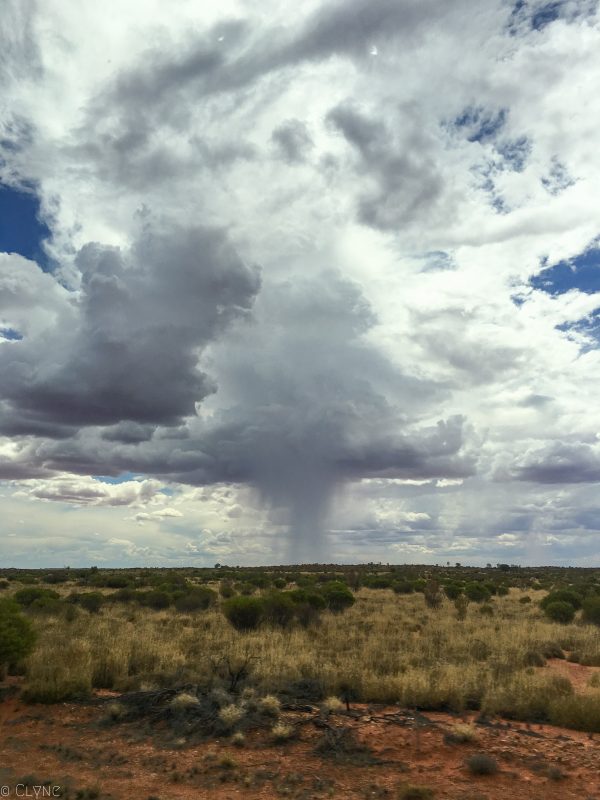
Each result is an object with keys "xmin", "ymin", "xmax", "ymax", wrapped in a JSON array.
[
  {"xmin": 398, "ymin": 786, "xmax": 434, "ymax": 800},
  {"xmin": 3, "ymin": 564, "xmax": 600, "ymax": 736},
  {"xmin": 465, "ymin": 752, "xmax": 498, "ymax": 775},
  {"xmin": 0, "ymin": 597, "xmax": 36, "ymax": 675}
]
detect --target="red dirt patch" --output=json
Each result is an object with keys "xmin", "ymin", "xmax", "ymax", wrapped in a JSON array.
[
  {"xmin": 545, "ymin": 658, "xmax": 600, "ymax": 693},
  {"xmin": 0, "ymin": 691, "xmax": 599, "ymax": 799}
]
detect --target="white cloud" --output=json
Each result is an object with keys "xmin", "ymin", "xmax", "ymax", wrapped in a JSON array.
[
  {"xmin": 14, "ymin": 475, "xmax": 163, "ymax": 506},
  {"xmin": 2, "ymin": 1, "xmax": 600, "ymax": 564}
]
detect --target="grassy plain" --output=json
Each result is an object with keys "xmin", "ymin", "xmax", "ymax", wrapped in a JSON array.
[{"xmin": 19, "ymin": 585, "xmax": 600, "ymax": 730}]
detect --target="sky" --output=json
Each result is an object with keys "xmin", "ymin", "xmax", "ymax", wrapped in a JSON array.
[{"xmin": 1, "ymin": 0, "xmax": 600, "ymax": 568}]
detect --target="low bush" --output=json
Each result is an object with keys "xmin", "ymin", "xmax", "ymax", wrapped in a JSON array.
[
  {"xmin": 544, "ymin": 601, "xmax": 576, "ymax": 624},
  {"xmin": 540, "ymin": 589, "xmax": 582, "ymax": 611},
  {"xmin": 14, "ymin": 587, "xmax": 60, "ymax": 608},
  {"xmin": 75, "ymin": 593, "xmax": 104, "ymax": 614},
  {"xmin": 137, "ymin": 590, "xmax": 171, "ymax": 610},
  {"xmin": 549, "ymin": 694, "xmax": 600, "ymax": 732},
  {"xmin": 321, "ymin": 582, "xmax": 355, "ymax": 613},
  {"xmin": 222, "ymin": 596, "xmax": 265, "ymax": 631},
  {"xmin": 219, "ymin": 581, "xmax": 235, "ymax": 599},
  {"xmin": 271, "ymin": 722, "xmax": 294, "ymax": 742},
  {"xmin": 263, "ymin": 592, "xmax": 296, "ymax": 628},
  {"xmin": 398, "ymin": 785, "xmax": 434, "ymax": 799},
  {"xmin": 393, "ymin": 580, "xmax": 414, "ymax": 595},
  {"xmin": 464, "ymin": 583, "xmax": 491, "ymax": 603},
  {"xmin": 173, "ymin": 587, "xmax": 216, "ymax": 612},
  {"xmin": 0, "ymin": 598, "xmax": 36, "ymax": 674},
  {"xmin": 465, "ymin": 753, "xmax": 498, "ymax": 775},
  {"xmin": 443, "ymin": 722, "xmax": 478, "ymax": 744},
  {"xmin": 582, "ymin": 596, "xmax": 600, "ymax": 626},
  {"xmin": 443, "ymin": 583, "xmax": 463, "ymax": 600}
]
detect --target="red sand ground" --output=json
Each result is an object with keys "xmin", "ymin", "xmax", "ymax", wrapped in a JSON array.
[{"xmin": 1, "ymin": 663, "xmax": 599, "ymax": 800}]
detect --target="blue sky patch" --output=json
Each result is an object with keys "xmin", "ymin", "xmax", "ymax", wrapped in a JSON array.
[
  {"xmin": 557, "ymin": 308, "xmax": 600, "ymax": 350},
  {"xmin": 454, "ymin": 106, "xmax": 507, "ymax": 143},
  {"xmin": 542, "ymin": 159, "xmax": 574, "ymax": 195},
  {"xmin": 531, "ymin": 2, "xmax": 563, "ymax": 30},
  {"xmin": 530, "ymin": 247, "xmax": 600, "ymax": 296},
  {"xmin": 93, "ymin": 472, "xmax": 143, "ymax": 485},
  {"xmin": 496, "ymin": 136, "xmax": 530, "ymax": 172},
  {"xmin": 0, "ymin": 183, "xmax": 51, "ymax": 268},
  {"xmin": 418, "ymin": 251, "xmax": 456, "ymax": 272},
  {"xmin": 0, "ymin": 327, "xmax": 23, "ymax": 341},
  {"xmin": 508, "ymin": 1, "xmax": 564, "ymax": 34}
]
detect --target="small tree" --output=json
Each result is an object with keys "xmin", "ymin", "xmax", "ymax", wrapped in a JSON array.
[{"xmin": 0, "ymin": 599, "xmax": 36, "ymax": 676}]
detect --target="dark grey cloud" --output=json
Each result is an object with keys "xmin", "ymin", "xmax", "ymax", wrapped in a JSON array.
[
  {"xmin": 0, "ymin": 220, "xmax": 260, "ymax": 432},
  {"xmin": 271, "ymin": 119, "xmax": 314, "ymax": 164},
  {"xmin": 101, "ymin": 421, "xmax": 156, "ymax": 444},
  {"xmin": 326, "ymin": 103, "xmax": 446, "ymax": 230},
  {"xmin": 513, "ymin": 442, "xmax": 600, "ymax": 483},
  {"xmin": 2, "ymin": 264, "xmax": 475, "ymax": 559}
]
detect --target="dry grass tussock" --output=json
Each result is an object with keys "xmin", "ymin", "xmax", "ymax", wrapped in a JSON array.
[{"xmin": 21, "ymin": 589, "xmax": 600, "ymax": 729}]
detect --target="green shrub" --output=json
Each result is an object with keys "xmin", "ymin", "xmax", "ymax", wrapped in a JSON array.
[
  {"xmin": 76, "ymin": 593, "xmax": 104, "ymax": 614},
  {"xmin": 174, "ymin": 587, "xmax": 216, "ymax": 612},
  {"xmin": 465, "ymin": 753, "xmax": 498, "ymax": 775},
  {"xmin": 398, "ymin": 785, "xmax": 434, "ymax": 799},
  {"xmin": 544, "ymin": 601, "xmax": 575, "ymax": 624},
  {"xmin": 112, "ymin": 587, "xmax": 136, "ymax": 602},
  {"xmin": 222, "ymin": 596, "xmax": 265, "ymax": 631},
  {"xmin": 321, "ymin": 582, "xmax": 355, "ymax": 613},
  {"xmin": 363, "ymin": 576, "xmax": 393, "ymax": 589},
  {"xmin": 541, "ymin": 641, "xmax": 564, "ymax": 659},
  {"xmin": 582, "ymin": 596, "xmax": 600, "ymax": 626},
  {"xmin": 540, "ymin": 589, "xmax": 582, "ymax": 611},
  {"xmin": 14, "ymin": 587, "xmax": 59, "ymax": 608},
  {"xmin": 0, "ymin": 598, "xmax": 36, "ymax": 673},
  {"xmin": 443, "ymin": 583, "xmax": 462, "ymax": 600},
  {"xmin": 289, "ymin": 589, "xmax": 326, "ymax": 610},
  {"xmin": 549, "ymin": 694, "xmax": 600, "ymax": 732},
  {"xmin": 263, "ymin": 592, "xmax": 296, "ymax": 628},
  {"xmin": 464, "ymin": 582, "xmax": 491, "ymax": 603},
  {"xmin": 219, "ymin": 581, "xmax": 235, "ymax": 599},
  {"xmin": 137, "ymin": 590, "xmax": 171, "ymax": 610},
  {"xmin": 392, "ymin": 580, "xmax": 414, "ymax": 595}
]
